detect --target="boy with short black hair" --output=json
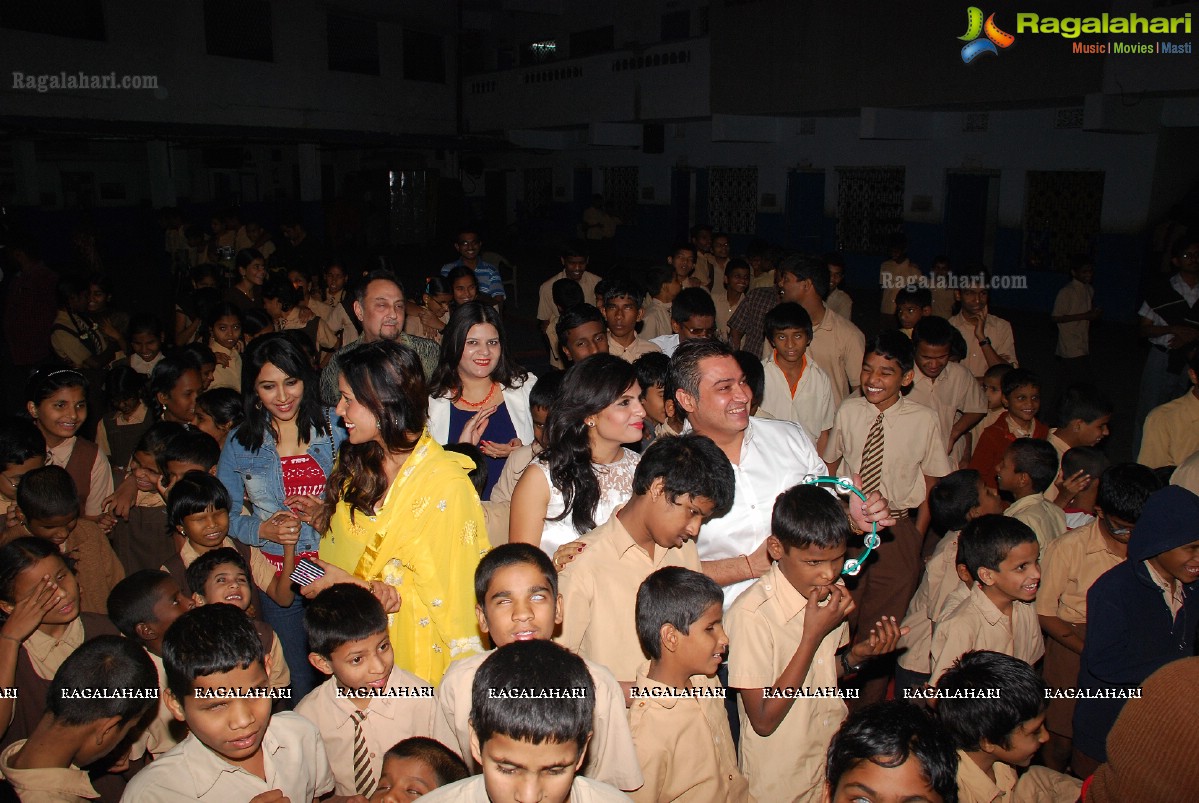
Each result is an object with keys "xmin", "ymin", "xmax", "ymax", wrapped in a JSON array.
[
  {"xmin": 968, "ymin": 368, "xmax": 1049, "ymax": 490},
  {"xmin": 0, "ymin": 635, "xmax": 158, "ymax": 803},
  {"xmin": 156, "ymin": 426, "xmax": 221, "ymax": 493},
  {"xmin": 107, "ymin": 569, "xmax": 195, "ymax": 759},
  {"xmin": 433, "ymin": 544, "xmax": 642, "ymax": 792},
  {"xmin": 649, "ymin": 287, "xmax": 716, "ymax": 357},
  {"xmin": 296, "ymin": 583, "xmax": 435, "ymax": 798},
  {"xmin": 633, "ymin": 352, "xmax": 682, "ymax": 446},
  {"xmin": 824, "ymin": 700, "xmax": 958, "ymax": 803},
  {"xmin": 374, "ymin": 737, "xmax": 469, "ymax": 803},
  {"xmin": 639, "ymin": 266, "xmax": 680, "ymax": 342},
  {"xmin": 558, "ymin": 434, "xmax": 735, "ymax": 685},
  {"xmin": 758, "ymin": 302, "xmax": 835, "ymax": 451},
  {"xmin": 121, "ymin": 604, "xmax": 337, "ymax": 802},
  {"xmin": 937, "ymin": 650, "xmax": 1080, "ymax": 803},
  {"xmin": 909, "ymin": 317, "xmax": 988, "ymax": 470},
  {"xmin": 823, "ymin": 252, "xmax": 853, "ymax": 321},
  {"xmin": 602, "ymin": 279, "xmax": 662, "ymax": 363},
  {"xmin": 896, "ymin": 285, "xmax": 933, "ymax": 337},
  {"xmin": 556, "ymin": 303, "xmax": 610, "ymax": 365},
  {"xmin": 822, "ymin": 331, "xmax": 954, "ymax": 703},
  {"xmin": 1056, "ymin": 446, "xmax": 1109, "ymax": 527},
  {"xmin": 1036, "ymin": 462, "xmax": 1159, "ymax": 771},
  {"xmin": 929, "ymin": 516, "xmax": 1044, "ymax": 683},
  {"xmin": 424, "ymin": 640, "xmax": 632, "ymax": 803},
  {"xmin": 0, "ymin": 416, "xmax": 45, "ymax": 538},
  {"xmin": 628, "ymin": 567, "xmax": 750, "ymax": 803},
  {"xmin": 18, "ymin": 465, "xmax": 124, "ymax": 614},
  {"xmin": 727, "ymin": 484, "xmax": 906, "ymax": 803},
  {"xmin": 896, "ymin": 469, "xmax": 1004, "ymax": 694},
  {"xmin": 668, "ymin": 242, "xmax": 700, "ymax": 289},
  {"xmin": 186, "ymin": 547, "xmax": 292, "ymax": 692},
  {"xmin": 997, "ymin": 438, "xmax": 1066, "ymax": 547}
]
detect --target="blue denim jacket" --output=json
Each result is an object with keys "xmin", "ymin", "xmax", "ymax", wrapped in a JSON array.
[{"xmin": 216, "ymin": 409, "xmax": 346, "ymax": 555}]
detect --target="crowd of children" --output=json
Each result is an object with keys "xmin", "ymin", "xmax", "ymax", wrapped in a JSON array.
[{"xmin": 0, "ymin": 220, "xmax": 1198, "ymax": 803}]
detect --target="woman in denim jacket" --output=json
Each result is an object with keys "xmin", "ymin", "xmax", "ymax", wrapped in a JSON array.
[{"xmin": 216, "ymin": 332, "xmax": 346, "ymax": 699}]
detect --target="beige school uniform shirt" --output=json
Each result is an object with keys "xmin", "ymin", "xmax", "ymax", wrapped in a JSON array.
[
  {"xmin": 431, "ymin": 651, "xmax": 643, "ymax": 792},
  {"xmin": 955, "ymin": 752, "xmax": 1081, "ymax": 803},
  {"xmin": 897, "ymin": 530, "xmax": 970, "ymax": 674},
  {"xmin": 825, "ymin": 288, "xmax": 852, "ymax": 322},
  {"xmin": 1172, "ymin": 450, "xmax": 1199, "ymax": 495},
  {"xmin": 0, "ymin": 741, "xmax": 98, "ymax": 803},
  {"xmin": 1036, "ymin": 519, "xmax": 1123, "ymax": 625},
  {"xmin": 879, "ymin": 259, "xmax": 922, "ymax": 314},
  {"xmin": 1138, "ymin": 389, "xmax": 1199, "ymax": 469},
  {"xmin": 538, "ymin": 270, "xmax": 604, "ymax": 369},
  {"xmin": 1053, "ymin": 278, "xmax": 1094, "ymax": 358},
  {"xmin": 823, "ymin": 396, "xmax": 954, "ymax": 511},
  {"xmin": 121, "ymin": 711, "xmax": 335, "ymax": 803},
  {"xmin": 930, "ymin": 585, "xmax": 1044, "ymax": 684},
  {"xmin": 805, "ymin": 308, "xmax": 865, "ymax": 406},
  {"xmin": 726, "ymin": 564, "xmax": 849, "ymax": 803},
  {"xmin": 422, "ymin": 774, "xmax": 633, "ymax": 803},
  {"xmin": 640, "ymin": 298, "xmax": 673, "ymax": 342},
  {"xmin": 208, "ymin": 340, "xmax": 242, "ymax": 392},
  {"xmin": 949, "ymin": 313, "xmax": 1018, "ymax": 378},
  {"xmin": 128, "ymin": 650, "xmax": 186, "ymax": 761},
  {"xmin": 557, "ymin": 509, "xmax": 703, "ymax": 684},
  {"xmin": 1004, "ymin": 493, "xmax": 1066, "ymax": 548},
  {"xmin": 627, "ymin": 669, "xmax": 752, "ymax": 803},
  {"xmin": 758, "ymin": 355, "xmax": 836, "ymax": 448},
  {"xmin": 609, "ymin": 335, "xmax": 662, "ymax": 364},
  {"xmin": 295, "ymin": 666, "xmax": 435, "ymax": 797},
  {"xmin": 907, "ymin": 361, "xmax": 989, "ymax": 469}
]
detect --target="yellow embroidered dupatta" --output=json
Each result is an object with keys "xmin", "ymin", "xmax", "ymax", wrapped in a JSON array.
[{"xmin": 321, "ymin": 430, "xmax": 488, "ymax": 684}]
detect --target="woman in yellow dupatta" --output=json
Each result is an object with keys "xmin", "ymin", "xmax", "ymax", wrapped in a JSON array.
[{"xmin": 309, "ymin": 340, "xmax": 488, "ymax": 685}]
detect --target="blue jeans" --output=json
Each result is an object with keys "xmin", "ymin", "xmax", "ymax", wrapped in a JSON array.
[{"xmin": 261, "ymin": 593, "xmax": 319, "ymax": 703}]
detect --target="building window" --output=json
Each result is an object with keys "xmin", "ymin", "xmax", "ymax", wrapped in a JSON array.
[
  {"xmin": 1024, "ymin": 171, "xmax": 1104, "ymax": 272},
  {"xmin": 708, "ymin": 167, "xmax": 758, "ymax": 235},
  {"xmin": 404, "ymin": 29, "xmax": 446, "ymax": 83},
  {"xmin": 836, "ymin": 167, "xmax": 905, "ymax": 254},
  {"xmin": 0, "ymin": 0, "xmax": 104, "ymax": 40},
  {"xmin": 524, "ymin": 168, "xmax": 553, "ymax": 219},
  {"xmin": 602, "ymin": 167, "xmax": 639, "ymax": 225},
  {"xmin": 521, "ymin": 39, "xmax": 558, "ymax": 65},
  {"xmin": 570, "ymin": 26, "xmax": 613, "ymax": 57},
  {"xmin": 204, "ymin": 0, "xmax": 272, "ymax": 62},
  {"xmin": 661, "ymin": 10, "xmax": 690, "ymax": 42},
  {"xmin": 327, "ymin": 14, "xmax": 379, "ymax": 75}
]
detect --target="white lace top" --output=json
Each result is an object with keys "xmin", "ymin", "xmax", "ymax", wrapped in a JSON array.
[{"xmin": 528, "ymin": 447, "xmax": 640, "ymax": 558}]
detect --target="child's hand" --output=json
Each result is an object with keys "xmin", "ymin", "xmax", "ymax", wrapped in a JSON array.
[
  {"xmin": 802, "ymin": 584, "xmax": 855, "ymax": 644},
  {"xmin": 260, "ymin": 511, "xmax": 301, "ymax": 546},
  {"xmin": 848, "ymin": 616, "xmax": 909, "ymax": 665},
  {"xmin": 0, "ymin": 575, "xmax": 62, "ymax": 644},
  {"xmin": 103, "ymin": 477, "xmax": 138, "ymax": 519},
  {"xmin": 213, "ymin": 351, "xmax": 232, "ymax": 368},
  {"xmin": 1055, "ymin": 469, "xmax": 1091, "ymax": 502}
]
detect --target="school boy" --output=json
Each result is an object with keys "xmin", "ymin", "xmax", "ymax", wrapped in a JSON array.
[
  {"xmin": 895, "ymin": 469, "xmax": 1004, "ymax": 694},
  {"xmin": 821, "ymin": 331, "xmax": 953, "ymax": 701},
  {"xmin": 997, "ymin": 439, "xmax": 1067, "ymax": 547},
  {"xmin": 928, "ymin": 516, "xmax": 1044, "ymax": 684},
  {"xmin": 538, "ymin": 248, "xmax": 602, "ymax": 369},
  {"xmin": 107, "ymin": 570, "xmax": 196, "ymax": 760},
  {"xmin": 667, "ymin": 242, "xmax": 700, "ymax": 289},
  {"xmin": 557, "ymin": 434, "xmax": 735, "ymax": 685},
  {"xmin": 1050, "ymin": 254, "xmax": 1099, "ymax": 375},
  {"xmin": 556, "ymin": 304, "xmax": 610, "ymax": 365},
  {"xmin": 649, "ymin": 288, "xmax": 717, "ymax": 358},
  {"xmin": 373, "ymin": 737, "xmax": 469, "ymax": 803},
  {"xmin": 639, "ymin": 266, "xmax": 681, "ymax": 343},
  {"xmin": 1046, "ymin": 384, "xmax": 1113, "ymax": 502},
  {"xmin": 627, "ymin": 567, "xmax": 750, "ymax": 803},
  {"xmin": 1137, "ymin": 347, "xmax": 1199, "ymax": 469},
  {"xmin": 823, "ymin": 253, "xmax": 853, "ymax": 322},
  {"xmin": 602, "ymin": 279, "xmax": 662, "ymax": 363},
  {"xmin": 968, "ymin": 368, "xmax": 1049, "ymax": 489},
  {"xmin": 423, "ymin": 641, "xmax": 633, "ymax": 803},
  {"xmin": 1073, "ymin": 485, "xmax": 1199, "ymax": 775},
  {"xmin": 1056, "ymin": 446, "xmax": 1108, "ymax": 528},
  {"xmin": 726, "ymin": 485, "xmax": 906, "ymax": 803},
  {"xmin": 896, "ymin": 285, "xmax": 933, "ymax": 337},
  {"xmin": 18, "ymin": 465, "xmax": 124, "ymax": 615},
  {"xmin": 907, "ymin": 317, "xmax": 988, "ymax": 469},
  {"xmin": 824, "ymin": 701, "xmax": 958, "ymax": 803},
  {"xmin": 948, "ymin": 274, "xmax": 1018, "ymax": 379},
  {"xmin": 879, "ymin": 233, "xmax": 923, "ymax": 324},
  {"xmin": 186, "ymin": 547, "xmax": 291, "ymax": 692},
  {"xmin": 155, "ymin": 426, "xmax": 221, "ymax": 493},
  {"xmin": 0, "ymin": 416, "xmax": 44, "ymax": 540},
  {"xmin": 938, "ymin": 650, "xmax": 1082, "ymax": 803},
  {"xmin": 1036, "ymin": 463, "xmax": 1160, "ymax": 771},
  {"xmin": 295, "ymin": 584, "xmax": 435, "ymax": 798},
  {"xmin": 0, "ymin": 636, "xmax": 157, "ymax": 803},
  {"xmin": 758, "ymin": 302, "xmax": 836, "ymax": 452},
  {"xmin": 121, "ymin": 604, "xmax": 336, "ymax": 802},
  {"xmin": 633, "ymin": 353, "xmax": 682, "ymax": 447},
  {"xmin": 432, "ymin": 544, "xmax": 642, "ymax": 792}
]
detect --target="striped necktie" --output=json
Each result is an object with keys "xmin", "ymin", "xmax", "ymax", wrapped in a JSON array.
[
  {"xmin": 352, "ymin": 709, "xmax": 376, "ymax": 797},
  {"xmin": 859, "ymin": 412, "xmax": 885, "ymax": 496}
]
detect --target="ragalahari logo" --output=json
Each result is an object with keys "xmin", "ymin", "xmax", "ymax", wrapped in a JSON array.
[{"xmin": 959, "ymin": 7, "xmax": 1016, "ymax": 62}]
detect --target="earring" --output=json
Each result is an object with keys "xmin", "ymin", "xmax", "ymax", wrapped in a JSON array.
[{"xmin": 585, "ymin": 420, "xmax": 596, "ymax": 428}]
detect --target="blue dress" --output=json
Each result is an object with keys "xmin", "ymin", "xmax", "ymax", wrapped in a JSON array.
[{"xmin": 448, "ymin": 401, "xmax": 517, "ymax": 500}]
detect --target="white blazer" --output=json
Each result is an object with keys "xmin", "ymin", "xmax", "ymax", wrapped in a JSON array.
[{"xmin": 427, "ymin": 374, "xmax": 539, "ymax": 445}]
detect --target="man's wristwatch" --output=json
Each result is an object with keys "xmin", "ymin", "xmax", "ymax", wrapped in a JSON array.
[
  {"xmin": 840, "ymin": 651, "xmax": 865, "ymax": 676},
  {"xmin": 977, "ymin": 337, "xmax": 992, "ymax": 347}
]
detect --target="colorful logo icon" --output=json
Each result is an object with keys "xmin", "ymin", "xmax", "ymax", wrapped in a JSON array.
[{"xmin": 959, "ymin": 7, "xmax": 1015, "ymax": 62}]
